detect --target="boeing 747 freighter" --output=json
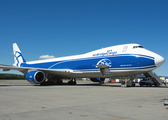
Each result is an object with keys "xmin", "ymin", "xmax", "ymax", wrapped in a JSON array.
[{"xmin": 0, "ymin": 43, "xmax": 165, "ymax": 85}]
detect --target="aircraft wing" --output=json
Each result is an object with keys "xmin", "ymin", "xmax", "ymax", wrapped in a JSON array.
[
  {"xmin": 0, "ymin": 64, "xmax": 73, "ymax": 77},
  {"xmin": 0, "ymin": 64, "xmax": 27, "ymax": 71}
]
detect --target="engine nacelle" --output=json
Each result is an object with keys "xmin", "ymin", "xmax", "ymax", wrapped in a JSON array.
[
  {"xmin": 90, "ymin": 78, "xmax": 100, "ymax": 82},
  {"xmin": 90, "ymin": 78, "xmax": 105, "ymax": 82},
  {"xmin": 26, "ymin": 70, "xmax": 45, "ymax": 84}
]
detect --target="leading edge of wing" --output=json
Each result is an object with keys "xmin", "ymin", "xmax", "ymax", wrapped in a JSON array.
[{"xmin": 0, "ymin": 64, "xmax": 73, "ymax": 76}]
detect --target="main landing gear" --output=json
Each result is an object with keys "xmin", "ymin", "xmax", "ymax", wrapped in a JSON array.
[
  {"xmin": 39, "ymin": 75, "xmax": 77, "ymax": 86},
  {"xmin": 40, "ymin": 78, "xmax": 63, "ymax": 86},
  {"xmin": 126, "ymin": 76, "xmax": 135, "ymax": 87},
  {"xmin": 68, "ymin": 78, "xmax": 77, "ymax": 85}
]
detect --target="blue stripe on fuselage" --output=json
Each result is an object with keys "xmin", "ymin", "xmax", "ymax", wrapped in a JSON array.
[{"xmin": 20, "ymin": 54, "xmax": 155, "ymax": 71}]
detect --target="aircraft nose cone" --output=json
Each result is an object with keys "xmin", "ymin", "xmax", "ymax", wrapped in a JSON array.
[{"xmin": 155, "ymin": 54, "xmax": 165, "ymax": 67}]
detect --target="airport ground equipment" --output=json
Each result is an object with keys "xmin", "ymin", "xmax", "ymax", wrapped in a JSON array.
[
  {"xmin": 143, "ymin": 71, "xmax": 162, "ymax": 86},
  {"xmin": 163, "ymin": 98, "xmax": 168, "ymax": 106},
  {"xmin": 139, "ymin": 77, "xmax": 156, "ymax": 87}
]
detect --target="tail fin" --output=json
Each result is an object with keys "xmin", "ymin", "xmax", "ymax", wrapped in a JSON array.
[{"xmin": 13, "ymin": 43, "xmax": 26, "ymax": 67}]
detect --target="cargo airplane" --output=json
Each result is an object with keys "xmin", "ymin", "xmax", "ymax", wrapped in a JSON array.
[{"xmin": 0, "ymin": 43, "xmax": 165, "ymax": 85}]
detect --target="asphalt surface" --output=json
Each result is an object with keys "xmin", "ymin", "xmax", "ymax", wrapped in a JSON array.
[{"xmin": 0, "ymin": 80, "xmax": 168, "ymax": 120}]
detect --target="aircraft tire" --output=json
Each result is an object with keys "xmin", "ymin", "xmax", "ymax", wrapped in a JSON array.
[{"xmin": 68, "ymin": 81, "xmax": 76, "ymax": 85}]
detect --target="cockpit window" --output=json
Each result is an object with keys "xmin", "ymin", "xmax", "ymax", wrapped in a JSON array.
[
  {"xmin": 138, "ymin": 46, "xmax": 144, "ymax": 48},
  {"xmin": 133, "ymin": 46, "xmax": 144, "ymax": 49}
]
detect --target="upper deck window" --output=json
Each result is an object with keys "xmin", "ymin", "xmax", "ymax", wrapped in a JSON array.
[{"xmin": 133, "ymin": 46, "xmax": 144, "ymax": 49}]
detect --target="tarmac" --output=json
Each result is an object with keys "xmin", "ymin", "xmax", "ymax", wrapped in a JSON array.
[{"xmin": 0, "ymin": 80, "xmax": 168, "ymax": 120}]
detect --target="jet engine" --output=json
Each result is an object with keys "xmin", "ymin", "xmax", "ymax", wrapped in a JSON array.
[
  {"xmin": 26, "ymin": 70, "xmax": 45, "ymax": 84},
  {"xmin": 90, "ymin": 78, "xmax": 105, "ymax": 83}
]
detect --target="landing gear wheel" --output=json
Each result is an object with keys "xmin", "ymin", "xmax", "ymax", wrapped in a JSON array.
[
  {"xmin": 68, "ymin": 79, "xmax": 77, "ymax": 85},
  {"xmin": 55, "ymin": 80, "xmax": 63, "ymax": 85},
  {"xmin": 68, "ymin": 81, "xmax": 76, "ymax": 85},
  {"xmin": 132, "ymin": 82, "xmax": 135, "ymax": 87},
  {"xmin": 99, "ymin": 78, "xmax": 105, "ymax": 84},
  {"xmin": 40, "ymin": 81, "xmax": 53, "ymax": 86}
]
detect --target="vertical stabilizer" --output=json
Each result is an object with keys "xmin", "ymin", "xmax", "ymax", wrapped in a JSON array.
[{"xmin": 13, "ymin": 43, "xmax": 26, "ymax": 67}]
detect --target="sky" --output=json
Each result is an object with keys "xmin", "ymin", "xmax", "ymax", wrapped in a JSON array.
[{"xmin": 0, "ymin": 0, "xmax": 167, "ymax": 76}]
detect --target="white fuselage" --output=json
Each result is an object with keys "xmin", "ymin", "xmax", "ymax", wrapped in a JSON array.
[{"xmin": 21, "ymin": 43, "xmax": 164, "ymax": 78}]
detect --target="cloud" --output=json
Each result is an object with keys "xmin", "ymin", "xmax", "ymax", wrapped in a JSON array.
[
  {"xmin": 0, "ymin": 51, "xmax": 7, "ymax": 53},
  {"xmin": 0, "ymin": 51, "xmax": 13, "ymax": 54},
  {"xmin": 39, "ymin": 55, "xmax": 55, "ymax": 59}
]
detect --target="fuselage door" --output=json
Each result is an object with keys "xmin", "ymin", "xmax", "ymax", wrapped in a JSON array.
[{"xmin": 136, "ymin": 55, "xmax": 141, "ymax": 67}]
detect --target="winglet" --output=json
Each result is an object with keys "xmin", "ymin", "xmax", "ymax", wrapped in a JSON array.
[{"xmin": 13, "ymin": 43, "xmax": 26, "ymax": 67}]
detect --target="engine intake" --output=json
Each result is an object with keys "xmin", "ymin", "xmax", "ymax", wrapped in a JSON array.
[{"xmin": 26, "ymin": 70, "xmax": 45, "ymax": 84}]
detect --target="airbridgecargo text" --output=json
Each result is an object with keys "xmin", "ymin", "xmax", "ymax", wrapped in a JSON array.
[{"xmin": 93, "ymin": 51, "xmax": 117, "ymax": 56}]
